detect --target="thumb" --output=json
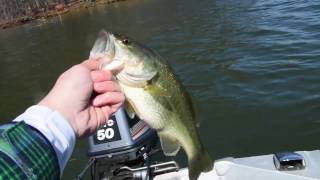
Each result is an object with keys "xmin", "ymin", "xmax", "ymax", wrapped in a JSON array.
[{"xmin": 81, "ymin": 59, "xmax": 100, "ymax": 70}]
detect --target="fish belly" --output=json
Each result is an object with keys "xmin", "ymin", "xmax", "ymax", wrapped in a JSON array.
[{"xmin": 119, "ymin": 83, "xmax": 170, "ymax": 130}]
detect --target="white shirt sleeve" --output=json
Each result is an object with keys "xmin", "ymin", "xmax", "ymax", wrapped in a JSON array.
[{"xmin": 13, "ymin": 105, "xmax": 76, "ymax": 175}]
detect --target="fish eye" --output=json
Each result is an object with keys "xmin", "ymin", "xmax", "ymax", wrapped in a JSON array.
[{"xmin": 122, "ymin": 38, "xmax": 130, "ymax": 45}]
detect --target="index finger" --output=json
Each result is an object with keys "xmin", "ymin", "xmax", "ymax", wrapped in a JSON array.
[
  {"xmin": 91, "ymin": 70, "xmax": 114, "ymax": 82},
  {"xmin": 81, "ymin": 59, "xmax": 100, "ymax": 70}
]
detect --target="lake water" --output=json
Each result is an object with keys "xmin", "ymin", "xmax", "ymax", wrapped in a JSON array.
[{"xmin": 1, "ymin": 0, "xmax": 320, "ymax": 179}]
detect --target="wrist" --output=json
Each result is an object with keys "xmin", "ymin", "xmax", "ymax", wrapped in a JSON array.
[
  {"xmin": 38, "ymin": 95, "xmax": 76, "ymax": 132},
  {"xmin": 13, "ymin": 105, "xmax": 76, "ymax": 174}
]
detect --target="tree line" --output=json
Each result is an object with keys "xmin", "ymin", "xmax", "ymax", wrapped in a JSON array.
[{"xmin": 0, "ymin": 0, "xmax": 80, "ymax": 23}]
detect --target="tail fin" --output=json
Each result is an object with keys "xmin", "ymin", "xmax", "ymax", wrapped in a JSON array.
[{"xmin": 188, "ymin": 150, "xmax": 213, "ymax": 180}]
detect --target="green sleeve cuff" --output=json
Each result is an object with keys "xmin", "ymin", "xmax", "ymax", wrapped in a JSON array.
[{"xmin": 0, "ymin": 122, "xmax": 60, "ymax": 179}]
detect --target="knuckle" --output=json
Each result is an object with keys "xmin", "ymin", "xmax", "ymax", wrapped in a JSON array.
[
  {"xmin": 73, "ymin": 64, "xmax": 86, "ymax": 72},
  {"xmin": 95, "ymin": 82, "xmax": 104, "ymax": 90},
  {"xmin": 105, "ymin": 71, "xmax": 113, "ymax": 79},
  {"xmin": 103, "ymin": 92, "xmax": 111, "ymax": 101}
]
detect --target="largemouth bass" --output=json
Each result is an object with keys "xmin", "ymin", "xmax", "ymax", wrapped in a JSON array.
[{"xmin": 90, "ymin": 30, "xmax": 213, "ymax": 180}]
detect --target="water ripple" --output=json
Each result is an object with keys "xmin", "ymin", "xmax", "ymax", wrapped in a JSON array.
[{"xmin": 2, "ymin": 0, "xmax": 320, "ymax": 176}]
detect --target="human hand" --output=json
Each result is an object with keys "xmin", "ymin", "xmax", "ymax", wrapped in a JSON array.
[{"xmin": 38, "ymin": 58, "xmax": 125, "ymax": 137}]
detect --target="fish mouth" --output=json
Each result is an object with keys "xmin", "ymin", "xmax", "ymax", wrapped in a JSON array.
[
  {"xmin": 90, "ymin": 30, "xmax": 157, "ymax": 86},
  {"xmin": 90, "ymin": 30, "xmax": 122, "ymax": 71},
  {"xmin": 89, "ymin": 30, "xmax": 115, "ymax": 60}
]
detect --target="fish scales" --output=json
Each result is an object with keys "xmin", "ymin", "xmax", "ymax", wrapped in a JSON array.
[{"xmin": 90, "ymin": 30, "xmax": 213, "ymax": 180}]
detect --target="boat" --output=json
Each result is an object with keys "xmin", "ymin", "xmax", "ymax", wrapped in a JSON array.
[
  {"xmin": 77, "ymin": 108, "xmax": 320, "ymax": 180},
  {"xmin": 155, "ymin": 150, "xmax": 320, "ymax": 180}
]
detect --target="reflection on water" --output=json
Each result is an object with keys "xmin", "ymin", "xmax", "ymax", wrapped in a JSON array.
[{"xmin": 1, "ymin": 0, "xmax": 320, "ymax": 179}]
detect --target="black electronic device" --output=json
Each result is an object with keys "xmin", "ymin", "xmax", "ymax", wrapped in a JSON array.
[
  {"xmin": 87, "ymin": 107, "xmax": 157, "ymax": 159},
  {"xmin": 76, "ymin": 107, "xmax": 179, "ymax": 180}
]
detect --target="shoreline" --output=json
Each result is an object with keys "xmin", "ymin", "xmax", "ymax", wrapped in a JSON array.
[{"xmin": 0, "ymin": 0, "xmax": 125, "ymax": 30}]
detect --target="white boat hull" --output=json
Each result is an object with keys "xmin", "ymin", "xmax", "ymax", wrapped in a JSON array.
[{"xmin": 155, "ymin": 150, "xmax": 320, "ymax": 180}]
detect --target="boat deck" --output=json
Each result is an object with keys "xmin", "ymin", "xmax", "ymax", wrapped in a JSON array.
[{"xmin": 155, "ymin": 150, "xmax": 320, "ymax": 180}]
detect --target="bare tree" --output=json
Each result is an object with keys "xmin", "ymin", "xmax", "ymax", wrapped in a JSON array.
[{"xmin": 0, "ymin": 0, "xmax": 93, "ymax": 24}]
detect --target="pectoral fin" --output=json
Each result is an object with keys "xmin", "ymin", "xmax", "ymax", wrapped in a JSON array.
[
  {"xmin": 159, "ymin": 133, "xmax": 181, "ymax": 156},
  {"xmin": 144, "ymin": 85, "xmax": 170, "ymax": 97},
  {"xmin": 145, "ymin": 85, "xmax": 173, "ymax": 112},
  {"xmin": 124, "ymin": 100, "xmax": 136, "ymax": 119}
]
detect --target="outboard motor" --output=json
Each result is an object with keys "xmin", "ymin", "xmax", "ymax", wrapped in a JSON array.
[{"xmin": 76, "ymin": 107, "xmax": 179, "ymax": 180}]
